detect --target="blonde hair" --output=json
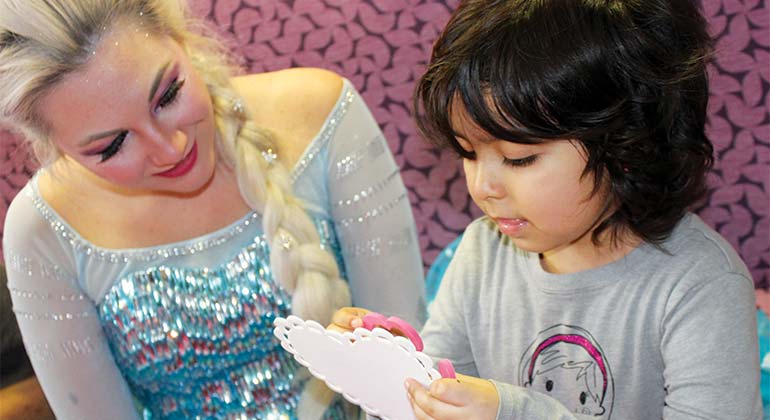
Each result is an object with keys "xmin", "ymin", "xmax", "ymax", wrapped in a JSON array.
[{"xmin": 0, "ymin": 1, "xmax": 351, "ymax": 415}]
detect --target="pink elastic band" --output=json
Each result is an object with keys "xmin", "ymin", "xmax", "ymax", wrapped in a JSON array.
[
  {"xmin": 361, "ymin": 313, "xmax": 424, "ymax": 351},
  {"xmin": 437, "ymin": 359, "xmax": 456, "ymax": 379}
]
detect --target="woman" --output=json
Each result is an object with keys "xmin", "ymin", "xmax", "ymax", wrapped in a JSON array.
[{"xmin": 0, "ymin": 0, "xmax": 425, "ymax": 419}]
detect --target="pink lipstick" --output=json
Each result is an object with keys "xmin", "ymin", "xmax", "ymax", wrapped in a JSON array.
[{"xmin": 156, "ymin": 142, "xmax": 197, "ymax": 178}]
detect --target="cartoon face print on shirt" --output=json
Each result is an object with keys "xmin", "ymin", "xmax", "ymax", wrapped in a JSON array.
[{"xmin": 518, "ymin": 325, "xmax": 614, "ymax": 418}]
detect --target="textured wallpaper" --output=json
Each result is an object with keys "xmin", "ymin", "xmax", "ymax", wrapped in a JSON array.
[{"xmin": 1, "ymin": 0, "xmax": 767, "ymax": 308}]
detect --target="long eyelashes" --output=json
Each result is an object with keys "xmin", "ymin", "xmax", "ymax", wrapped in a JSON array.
[
  {"xmin": 456, "ymin": 149, "xmax": 539, "ymax": 168},
  {"xmin": 503, "ymin": 155, "xmax": 538, "ymax": 167},
  {"xmin": 99, "ymin": 131, "xmax": 128, "ymax": 162},
  {"xmin": 157, "ymin": 77, "xmax": 185, "ymax": 110},
  {"xmin": 96, "ymin": 77, "xmax": 185, "ymax": 163}
]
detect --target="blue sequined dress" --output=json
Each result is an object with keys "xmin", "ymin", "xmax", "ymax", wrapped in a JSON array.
[{"xmin": 3, "ymin": 79, "xmax": 426, "ymax": 420}]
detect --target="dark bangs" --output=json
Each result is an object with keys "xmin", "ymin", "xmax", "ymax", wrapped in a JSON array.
[
  {"xmin": 414, "ymin": 0, "xmax": 629, "ymax": 155},
  {"xmin": 414, "ymin": 0, "xmax": 716, "ymax": 245}
]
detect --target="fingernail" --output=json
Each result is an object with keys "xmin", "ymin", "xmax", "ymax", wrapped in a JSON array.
[{"xmin": 404, "ymin": 380, "xmax": 411, "ymax": 392}]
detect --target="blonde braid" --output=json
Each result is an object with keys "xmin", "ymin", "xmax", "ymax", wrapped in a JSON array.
[
  {"xmin": 207, "ymin": 83, "xmax": 352, "ymax": 325},
  {"xmin": 208, "ymin": 85, "xmax": 353, "ymax": 419}
]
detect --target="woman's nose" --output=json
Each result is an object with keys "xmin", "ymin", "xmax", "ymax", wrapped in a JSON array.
[{"xmin": 146, "ymin": 129, "xmax": 187, "ymax": 167}]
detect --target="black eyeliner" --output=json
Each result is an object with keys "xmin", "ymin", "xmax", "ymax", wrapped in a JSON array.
[
  {"xmin": 156, "ymin": 77, "xmax": 185, "ymax": 110},
  {"xmin": 98, "ymin": 132, "xmax": 127, "ymax": 162}
]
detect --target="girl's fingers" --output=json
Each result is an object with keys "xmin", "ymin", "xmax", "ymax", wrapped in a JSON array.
[
  {"xmin": 328, "ymin": 307, "xmax": 369, "ymax": 331},
  {"xmin": 409, "ymin": 393, "xmax": 437, "ymax": 420},
  {"xmin": 427, "ymin": 379, "xmax": 469, "ymax": 407},
  {"xmin": 406, "ymin": 379, "xmax": 453, "ymax": 420}
]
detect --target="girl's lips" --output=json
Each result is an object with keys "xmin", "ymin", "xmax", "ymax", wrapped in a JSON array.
[
  {"xmin": 156, "ymin": 142, "xmax": 197, "ymax": 178},
  {"xmin": 495, "ymin": 218, "xmax": 528, "ymax": 236}
]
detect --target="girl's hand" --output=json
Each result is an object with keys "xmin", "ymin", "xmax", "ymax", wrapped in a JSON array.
[
  {"xmin": 405, "ymin": 374, "xmax": 499, "ymax": 420},
  {"xmin": 327, "ymin": 306, "xmax": 371, "ymax": 333}
]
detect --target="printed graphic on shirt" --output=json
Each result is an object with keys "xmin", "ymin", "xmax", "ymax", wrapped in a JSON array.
[{"xmin": 518, "ymin": 325, "xmax": 614, "ymax": 418}]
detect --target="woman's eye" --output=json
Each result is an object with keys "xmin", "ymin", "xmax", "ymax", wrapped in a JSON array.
[
  {"xmin": 98, "ymin": 131, "xmax": 128, "ymax": 162},
  {"xmin": 157, "ymin": 77, "xmax": 185, "ymax": 110},
  {"xmin": 503, "ymin": 155, "xmax": 537, "ymax": 167}
]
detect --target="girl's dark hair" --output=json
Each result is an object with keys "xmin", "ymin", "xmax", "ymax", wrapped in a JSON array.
[{"xmin": 414, "ymin": 0, "xmax": 715, "ymax": 245}]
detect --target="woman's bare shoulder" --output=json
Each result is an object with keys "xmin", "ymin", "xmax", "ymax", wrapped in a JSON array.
[
  {"xmin": 231, "ymin": 68, "xmax": 343, "ymax": 129},
  {"xmin": 231, "ymin": 68, "xmax": 344, "ymax": 165}
]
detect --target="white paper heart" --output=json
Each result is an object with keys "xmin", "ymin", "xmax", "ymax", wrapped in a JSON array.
[{"xmin": 273, "ymin": 315, "xmax": 441, "ymax": 420}]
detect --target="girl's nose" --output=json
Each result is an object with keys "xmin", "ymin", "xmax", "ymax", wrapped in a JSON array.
[{"xmin": 468, "ymin": 159, "xmax": 505, "ymax": 201}]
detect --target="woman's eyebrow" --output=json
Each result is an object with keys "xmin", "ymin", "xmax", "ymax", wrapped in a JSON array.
[
  {"xmin": 79, "ymin": 61, "xmax": 173, "ymax": 147},
  {"xmin": 147, "ymin": 60, "xmax": 171, "ymax": 102},
  {"xmin": 80, "ymin": 128, "xmax": 124, "ymax": 146}
]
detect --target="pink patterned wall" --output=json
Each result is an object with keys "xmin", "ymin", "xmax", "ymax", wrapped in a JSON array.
[{"xmin": 1, "ymin": 1, "xmax": 768, "ymax": 303}]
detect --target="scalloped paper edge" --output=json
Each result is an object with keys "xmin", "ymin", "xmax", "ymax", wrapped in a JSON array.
[{"xmin": 273, "ymin": 315, "xmax": 441, "ymax": 420}]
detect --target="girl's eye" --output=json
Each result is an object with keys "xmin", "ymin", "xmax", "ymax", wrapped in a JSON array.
[
  {"xmin": 503, "ymin": 155, "xmax": 537, "ymax": 167},
  {"xmin": 98, "ymin": 131, "xmax": 128, "ymax": 162},
  {"xmin": 157, "ymin": 77, "xmax": 185, "ymax": 110}
]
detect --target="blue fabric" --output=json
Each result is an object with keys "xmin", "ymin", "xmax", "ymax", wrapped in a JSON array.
[
  {"xmin": 425, "ymin": 234, "xmax": 463, "ymax": 306},
  {"xmin": 758, "ymin": 309, "xmax": 769, "ymax": 418}
]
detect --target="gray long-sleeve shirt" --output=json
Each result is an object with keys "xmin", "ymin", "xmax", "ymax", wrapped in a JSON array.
[{"xmin": 421, "ymin": 214, "xmax": 763, "ymax": 419}]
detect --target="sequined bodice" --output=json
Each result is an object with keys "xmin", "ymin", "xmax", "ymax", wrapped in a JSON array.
[{"xmin": 97, "ymin": 222, "xmax": 344, "ymax": 420}]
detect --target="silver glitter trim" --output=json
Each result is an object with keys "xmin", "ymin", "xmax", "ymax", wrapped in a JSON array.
[
  {"xmin": 61, "ymin": 337, "xmax": 96, "ymax": 358},
  {"xmin": 333, "ymin": 169, "xmax": 399, "ymax": 208},
  {"xmin": 27, "ymin": 187, "xmax": 261, "ymax": 263},
  {"xmin": 25, "ymin": 343, "xmax": 54, "ymax": 363},
  {"xmin": 343, "ymin": 227, "xmax": 414, "ymax": 258},
  {"xmin": 335, "ymin": 193, "xmax": 408, "ymax": 229},
  {"xmin": 5, "ymin": 248, "xmax": 76, "ymax": 286},
  {"xmin": 5, "ymin": 249, "xmax": 33, "ymax": 276},
  {"xmin": 14, "ymin": 309, "xmax": 92, "ymax": 321},
  {"xmin": 10, "ymin": 288, "xmax": 86, "ymax": 301},
  {"xmin": 290, "ymin": 88, "xmax": 355, "ymax": 183},
  {"xmin": 334, "ymin": 134, "xmax": 387, "ymax": 180}
]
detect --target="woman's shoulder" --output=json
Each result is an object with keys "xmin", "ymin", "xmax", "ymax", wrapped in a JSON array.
[
  {"xmin": 231, "ymin": 68, "xmax": 344, "ymax": 128},
  {"xmin": 3, "ymin": 177, "xmax": 51, "ymax": 250},
  {"xmin": 231, "ymin": 68, "xmax": 345, "ymax": 166}
]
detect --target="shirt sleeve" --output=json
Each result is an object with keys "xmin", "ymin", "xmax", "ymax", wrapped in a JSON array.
[
  {"xmin": 420, "ymin": 225, "xmax": 479, "ymax": 376},
  {"xmin": 3, "ymin": 188, "xmax": 141, "ymax": 420},
  {"xmin": 326, "ymin": 83, "xmax": 426, "ymax": 328},
  {"xmin": 660, "ymin": 272, "xmax": 763, "ymax": 420}
]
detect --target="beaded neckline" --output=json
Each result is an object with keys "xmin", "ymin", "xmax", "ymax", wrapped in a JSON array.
[
  {"xmin": 27, "ymin": 82, "xmax": 356, "ymax": 263},
  {"xmin": 27, "ymin": 183, "xmax": 262, "ymax": 263}
]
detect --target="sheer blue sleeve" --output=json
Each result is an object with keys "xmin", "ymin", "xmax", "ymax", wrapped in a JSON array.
[
  {"xmin": 3, "ymin": 186, "xmax": 141, "ymax": 420},
  {"xmin": 324, "ymin": 82, "xmax": 426, "ymax": 328}
]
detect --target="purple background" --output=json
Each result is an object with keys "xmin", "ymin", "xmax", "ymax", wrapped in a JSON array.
[{"xmin": 1, "ymin": 0, "xmax": 768, "ymax": 309}]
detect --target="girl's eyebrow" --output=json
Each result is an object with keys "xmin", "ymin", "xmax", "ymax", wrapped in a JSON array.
[{"xmin": 79, "ymin": 60, "xmax": 172, "ymax": 147}]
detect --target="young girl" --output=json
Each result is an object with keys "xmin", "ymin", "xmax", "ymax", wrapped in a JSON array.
[
  {"xmin": 0, "ymin": 0, "xmax": 425, "ymax": 418},
  {"xmin": 335, "ymin": 0, "xmax": 763, "ymax": 418}
]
